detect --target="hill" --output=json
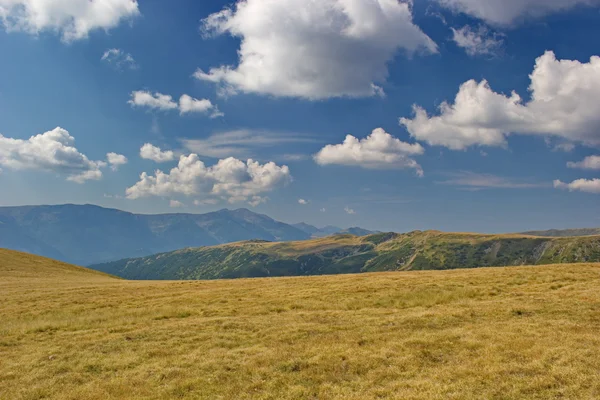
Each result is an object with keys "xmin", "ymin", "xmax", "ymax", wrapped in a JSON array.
[
  {"xmin": 2, "ymin": 250, "xmax": 600, "ymax": 399},
  {"xmin": 522, "ymin": 227, "xmax": 600, "ymax": 237},
  {"xmin": 90, "ymin": 231, "xmax": 600, "ymax": 280},
  {"xmin": 0, "ymin": 204, "xmax": 310, "ymax": 265},
  {"xmin": 0, "ymin": 248, "xmax": 115, "ymax": 282}
]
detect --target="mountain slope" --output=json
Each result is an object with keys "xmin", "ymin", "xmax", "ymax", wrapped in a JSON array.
[
  {"xmin": 90, "ymin": 231, "xmax": 600, "ymax": 280},
  {"xmin": 522, "ymin": 228, "xmax": 600, "ymax": 237},
  {"xmin": 0, "ymin": 204, "xmax": 310, "ymax": 265},
  {"xmin": 0, "ymin": 248, "xmax": 115, "ymax": 281}
]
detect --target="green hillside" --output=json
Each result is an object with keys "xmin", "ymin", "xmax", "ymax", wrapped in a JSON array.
[{"xmin": 91, "ymin": 231, "xmax": 600, "ymax": 280}]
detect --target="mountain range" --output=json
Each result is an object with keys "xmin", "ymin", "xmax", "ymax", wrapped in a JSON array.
[
  {"xmin": 521, "ymin": 228, "xmax": 600, "ymax": 237},
  {"xmin": 90, "ymin": 231, "xmax": 600, "ymax": 280},
  {"xmin": 292, "ymin": 223, "xmax": 376, "ymax": 237},
  {"xmin": 0, "ymin": 204, "xmax": 373, "ymax": 265}
]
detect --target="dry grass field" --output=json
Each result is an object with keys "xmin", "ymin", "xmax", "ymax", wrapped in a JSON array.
[{"xmin": 1, "ymin": 248, "xmax": 600, "ymax": 399}]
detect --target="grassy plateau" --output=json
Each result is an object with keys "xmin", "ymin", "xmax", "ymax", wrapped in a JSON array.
[{"xmin": 2, "ymin": 248, "xmax": 600, "ymax": 399}]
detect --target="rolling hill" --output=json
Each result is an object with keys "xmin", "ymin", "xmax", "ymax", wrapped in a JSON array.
[
  {"xmin": 0, "ymin": 248, "xmax": 115, "ymax": 282},
  {"xmin": 2, "ymin": 248, "xmax": 600, "ymax": 399},
  {"xmin": 90, "ymin": 231, "xmax": 600, "ymax": 280}
]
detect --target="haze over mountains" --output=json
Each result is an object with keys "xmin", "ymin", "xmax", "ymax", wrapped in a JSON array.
[{"xmin": 0, "ymin": 204, "xmax": 373, "ymax": 265}]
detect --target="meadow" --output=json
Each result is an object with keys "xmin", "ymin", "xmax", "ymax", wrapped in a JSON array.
[{"xmin": 1, "ymin": 248, "xmax": 600, "ymax": 399}]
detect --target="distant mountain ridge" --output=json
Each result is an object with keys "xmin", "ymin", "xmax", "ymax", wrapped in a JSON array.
[
  {"xmin": 0, "ymin": 204, "xmax": 377, "ymax": 266},
  {"xmin": 292, "ymin": 223, "xmax": 376, "ymax": 237},
  {"xmin": 522, "ymin": 228, "xmax": 600, "ymax": 237},
  {"xmin": 90, "ymin": 231, "xmax": 600, "ymax": 280},
  {"xmin": 0, "ymin": 204, "xmax": 310, "ymax": 265}
]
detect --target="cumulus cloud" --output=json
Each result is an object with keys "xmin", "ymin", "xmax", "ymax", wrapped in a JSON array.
[
  {"xmin": 0, "ymin": 0, "xmax": 140, "ymax": 42},
  {"xmin": 126, "ymin": 154, "xmax": 292, "ymax": 206},
  {"xmin": 298, "ymin": 199, "xmax": 309, "ymax": 205},
  {"xmin": 178, "ymin": 94, "xmax": 223, "ymax": 118},
  {"xmin": 106, "ymin": 152, "xmax": 127, "ymax": 171},
  {"xmin": 400, "ymin": 51, "xmax": 600, "ymax": 150},
  {"xmin": 554, "ymin": 178, "xmax": 600, "ymax": 194},
  {"xmin": 194, "ymin": 0, "xmax": 437, "ymax": 99},
  {"xmin": 0, "ymin": 127, "xmax": 108, "ymax": 183},
  {"xmin": 128, "ymin": 91, "xmax": 177, "ymax": 111},
  {"xmin": 451, "ymin": 25, "xmax": 503, "ymax": 57},
  {"xmin": 437, "ymin": 0, "xmax": 600, "ymax": 26},
  {"xmin": 128, "ymin": 91, "xmax": 223, "ymax": 117},
  {"xmin": 314, "ymin": 128, "xmax": 425, "ymax": 176},
  {"xmin": 140, "ymin": 143, "xmax": 175, "ymax": 163},
  {"xmin": 567, "ymin": 155, "xmax": 600, "ymax": 170},
  {"xmin": 101, "ymin": 48, "xmax": 138, "ymax": 70},
  {"xmin": 344, "ymin": 206, "xmax": 356, "ymax": 215}
]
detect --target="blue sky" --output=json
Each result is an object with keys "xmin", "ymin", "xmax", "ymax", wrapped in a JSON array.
[{"xmin": 1, "ymin": 0, "xmax": 599, "ymax": 233}]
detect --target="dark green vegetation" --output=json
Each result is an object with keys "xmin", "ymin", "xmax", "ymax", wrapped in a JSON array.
[
  {"xmin": 0, "ymin": 204, "xmax": 313, "ymax": 265},
  {"xmin": 522, "ymin": 227, "xmax": 600, "ymax": 237},
  {"xmin": 91, "ymin": 231, "xmax": 600, "ymax": 280}
]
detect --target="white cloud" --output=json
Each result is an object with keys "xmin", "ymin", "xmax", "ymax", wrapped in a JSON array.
[
  {"xmin": 128, "ymin": 91, "xmax": 223, "ymax": 117},
  {"xmin": 437, "ymin": 0, "xmax": 600, "ymax": 26},
  {"xmin": 169, "ymin": 200, "xmax": 184, "ymax": 208},
  {"xmin": 194, "ymin": 0, "xmax": 437, "ymax": 99},
  {"xmin": 0, "ymin": 127, "xmax": 107, "ymax": 183},
  {"xmin": 400, "ymin": 52, "xmax": 600, "ymax": 150},
  {"xmin": 194, "ymin": 199, "xmax": 219, "ymax": 206},
  {"xmin": 298, "ymin": 199, "xmax": 309, "ymax": 205},
  {"xmin": 451, "ymin": 25, "xmax": 503, "ymax": 57},
  {"xmin": 320, "ymin": 208, "xmax": 327, "ymax": 213},
  {"xmin": 0, "ymin": 0, "xmax": 140, "ymax": 42},
  {"xmin": 178, "ymin": 95, "xmax": 223, "ymax": 118},
  {"xmin": 344, "ymin": 206, "xmax": 356, "ymax": 215},
  {"xmin": 248, "ymin": 196, "xmax": 268, "ymax": 207},
  {"xmin": 554, "ymin": 178, "xmax": 600, "ymax": 194},
  {"xmin": 128, "ymin": 91, "xmax": 177, "ymax": 111},
  {"xmin": 181, "ymin": 129, "xmax": 319, "ymax": 159},
  {"xmin": 101, "ymin": 48, "xmax": 138, "ymax": 70},
  {"xmin": 567, "ymin": 155, "xmax": 600, "ymax": 170},
  {"xmin": 438, "ymin": 171, "xmax": 547, "ymax": 190},
  {"xmin": 139, "ymin": 143, "xmax": 175, "ymax": 163},
  {"xmin": 545, "ymin": 138, "xmax": 576, "ymax": 153},
  {"xmin": 314, "ymin": 128, "xmax": 425, "ymax": 176},
  {"xmin": 126, "ymin": 154, "xmax": 292, "ymax": 206},
  {"xmin": 106, "ymin": 152, "xmax": 127, "ymax": 171}
]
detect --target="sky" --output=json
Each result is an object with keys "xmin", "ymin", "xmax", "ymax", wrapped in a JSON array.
[{"xmin": 1, "ymin": 0, "xmax": 600, "ymax": 233}]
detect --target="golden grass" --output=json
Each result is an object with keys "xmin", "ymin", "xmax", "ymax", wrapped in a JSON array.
[{"xmin": 1, "ymin": 249, "xmax": 600, "ymax": 399}]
